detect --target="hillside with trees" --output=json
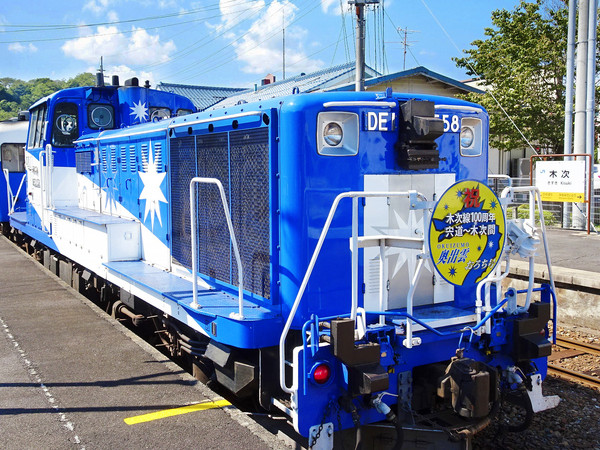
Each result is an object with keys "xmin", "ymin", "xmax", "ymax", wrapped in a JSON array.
[{"xmin": 0, "ymin": 73, "xmax": 95, "ymax": 121}]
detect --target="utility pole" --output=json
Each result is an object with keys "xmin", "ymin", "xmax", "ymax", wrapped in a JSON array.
[
  {"xmin": 349, "ymin": 0, "xmax": 379, "ymax": 92},
  {"xmin": 574, "ymin": 0, "xmax": 589, "ymax": 158},
  {"xmin": 564, "ymin": 0, "xmax": 577, "ymax": 228},
  {"xmin": 571, "ymin": 0, "xmax": 597, "ymax": 230},
  {"xmin": 282, "ymin": 10, "xmax": 286, "ymax": 80},
  {"xmin": 585, "ymin": 0, "xmax": 597, "ymax": 228}
]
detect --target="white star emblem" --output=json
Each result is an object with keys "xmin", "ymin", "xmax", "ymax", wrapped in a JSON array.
[
  {"xmin": 130, "ymin": 100, "xmax": 148, "ymax": 123},
  {"xmin": 139, "ymin": 140, "xmax": 167, "ymax": 229}
]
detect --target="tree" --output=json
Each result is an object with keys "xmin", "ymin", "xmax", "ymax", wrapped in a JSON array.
[
  {"xmin": 66, "ymin": 73, "xmax": 96, "ymax": 88},
  {"xmin": 0, "ymin": 73, "xmax": 95, "ymax": 121},
  {"xmin": 454, "ymin": 0, "xmax": 569, "ymax": 153}
]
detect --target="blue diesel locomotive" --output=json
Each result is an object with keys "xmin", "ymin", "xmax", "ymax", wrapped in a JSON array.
[{"xmin": 5, "ymin": 78, "xmax": 560, "ymax": 447}]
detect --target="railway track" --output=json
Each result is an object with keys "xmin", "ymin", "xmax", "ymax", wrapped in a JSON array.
[{"xmin": 548, "ymin": 336, "xmax": 600, "ymax": 389}]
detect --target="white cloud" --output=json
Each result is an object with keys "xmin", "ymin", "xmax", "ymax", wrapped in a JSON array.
[
  {"xmin": 321, "ymin": 0, "xmax": 338, "ymax": 14},
  {"xmin": 158, "ymin": 0, "xmax": 179, "ymax": 8},
  {"xmin": 217, "ymin": 0, "xmax": 265, "ymax": 31},
  {"xmin": 84, "ymin": 0, "xmax": 112, "ymax": 14},
  {"xmin": 8, "ymin": 42, "xmax": 38, "ymax": 53},
  {"xmin": 229, "ymin": 0, "xmax": 324, "ymax": 75},
  {"xmin": 107, "ymin": 10, "xmax": 119, "ymax": 22},
  {"xmin": 62, "ymin": 25, "xmax": 175, "ymax": 66}
]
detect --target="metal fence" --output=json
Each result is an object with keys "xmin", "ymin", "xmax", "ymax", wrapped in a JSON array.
[{"xmin": 488, "ymin": 176, "xmax": 600, "ymax": 232}]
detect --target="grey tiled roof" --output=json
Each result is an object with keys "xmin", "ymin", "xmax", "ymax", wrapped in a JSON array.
[
  {"xmin": 209, "ymin": 62, "xmax": 380, "ymax": 110},
  {"xmin": 156, "ymin": 82, "xmax": 245, "ymax": 111},
  {"xmin": 330, "ymin": 66, "xmax": 484, "ymax": 94},
  {"xmin": 158, "ymin": 63, "xmax": 479, "ymax": 112}
]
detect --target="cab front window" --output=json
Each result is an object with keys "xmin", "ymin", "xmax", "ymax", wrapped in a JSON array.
[{"xmin": 52, "ymin": 102, "xmax": 79, "ymax": 147}]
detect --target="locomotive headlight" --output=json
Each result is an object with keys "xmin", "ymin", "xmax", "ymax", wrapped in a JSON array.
[
  {"xmin": 323, "ymin": 122, "xmax": 343, "ymax": 146},
  {"xmin": 317, "ymin": 112, "xmax": 359, "ymax": 156},
  {"xmin": 460, "ymin": 126, "xmax": 474, "ymax": 148},
  {"xmin": 460, "ymin": 117, "xmax": 483, "ymax": 156}
]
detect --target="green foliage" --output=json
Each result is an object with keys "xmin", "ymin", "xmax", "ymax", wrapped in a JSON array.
[
  {"xmin": 0, "ymin": 73, "xmax": 95, "ymax": 121},
  {"xmin": 454, "ymin": 0, "xmax": 569, "ymax": 154},
  {"xmin": 516, "ymin": 203, "xmax": 558, "ymax": 226}
]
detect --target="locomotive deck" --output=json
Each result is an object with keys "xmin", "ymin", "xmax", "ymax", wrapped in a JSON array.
[{"xmin": 0, "ymin": 235, "xmax": 280, "ymax": 449}]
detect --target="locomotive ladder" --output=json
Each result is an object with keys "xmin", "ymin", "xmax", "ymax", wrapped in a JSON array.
[{"xmin": 279, "ymin": 190, "xmax": 432, "ymax": 395}]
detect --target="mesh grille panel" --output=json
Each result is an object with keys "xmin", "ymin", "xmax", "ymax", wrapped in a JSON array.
[
  {"xmin": 196, "ymin": 133, "xmax": 230, "ymax": 283},
  {"xmin": 170, "ymin": 136, "xmax": 196, "ymax": 268},
  {"xmin": 75, "ymin": 151, "xmax": 92, "ymax": 174},
  {"xmin": 230, "ymin": 128, "xmax": 270, "ymax": 299},
  {"xmin": 170, "ymin": 128, "xmax": 270, "ymax": 300}
]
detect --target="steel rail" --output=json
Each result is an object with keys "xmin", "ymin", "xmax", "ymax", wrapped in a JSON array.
[
  {"xmin": 555, "ymin": 336, "xmax": 600, "ymax": 357},
  {"xmin": 547, "ymin": 364, "xmax": 600, "ymax": 389}
]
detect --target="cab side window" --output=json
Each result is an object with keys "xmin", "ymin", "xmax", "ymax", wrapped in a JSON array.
[
  {"xmin": 1, "ymin": 143, "xmax": 25, "ymax": 172},
  {"xmin": 52, "ymin": 102, "xmax": 79, "ymax": 147},
  {"xmin": 27, "ymin": 104, "xmax": 48, "ymax": 149}
]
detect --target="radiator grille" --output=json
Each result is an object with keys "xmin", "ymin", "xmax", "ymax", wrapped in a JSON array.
[
  {"xmin": 170, "ymin": 136, "xmax": 196, "ymax": 268},
  {"xmin": 195, "ymin": 133, "xmax": 230, "ymax": 284},
  {"xmin": 229, "ymin": 128, "xmax": 270, "ymax": 299},
  {"xmin": 169, "ymin": 127, "xmax": 270, "ymax": 299}
]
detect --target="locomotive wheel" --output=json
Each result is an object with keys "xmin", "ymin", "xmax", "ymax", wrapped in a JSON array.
[{"xmin": 499, "ymin": 388, "xmax": 534, "ymax": 432}]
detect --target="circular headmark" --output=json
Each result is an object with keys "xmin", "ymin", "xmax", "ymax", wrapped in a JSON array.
[{"xmin": 429, "ymin": 180, "xmax": 505, "ymax": 286}]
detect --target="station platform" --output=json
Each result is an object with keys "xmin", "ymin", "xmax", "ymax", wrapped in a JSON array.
[
  {"xmin": 506, "ymin": 227, "xmax": 600, "ymax": 331},
  {"xmin": 509, "ymin": 227, "xmax": 600, "ymax": 285},
  {"xmin": 0, "ymin": 236, "xmax": 282, "ymax": 449}
]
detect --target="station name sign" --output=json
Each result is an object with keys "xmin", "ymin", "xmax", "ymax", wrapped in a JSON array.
[{"xmin": 535, "ymin": 160, "xmax": 586, "ymax": 203}]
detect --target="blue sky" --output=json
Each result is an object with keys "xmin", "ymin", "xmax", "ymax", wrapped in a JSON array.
[{"xmin": 0, "ymin": 0, "xmax": 520, "ymax": 88}]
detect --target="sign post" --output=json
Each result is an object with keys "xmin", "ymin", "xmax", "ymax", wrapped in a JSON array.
[{"xmin": 529, "ymin": 154, "xmax": 593, "ymax": 234}]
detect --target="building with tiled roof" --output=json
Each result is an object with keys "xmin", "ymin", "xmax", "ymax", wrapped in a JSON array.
[
  {"xmin": 330, "ymin": 66, "xmax": 483, "ymax": 96},
  {"xmin": 208, "ymin": 62, "xmax": 380, "ymax": 110},
  {"xmin": 158, "ymin": 64, "xmax": 482, "ymax": 112},
  {"xmin": 156, "ymin": 82, "xmax": 245, "ymax": 111}
]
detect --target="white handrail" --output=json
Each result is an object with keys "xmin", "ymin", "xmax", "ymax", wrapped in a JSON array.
[
  {"xmin": 278, "ymin": 190, "xmax": 425, "ymax": 394},
  {"xmin": 10, "ymin": 173, "xmax": 26, "ymax": 214},
  {"xmin": 500, "ymin": 185, "xmax": 557, "ymax": 302},
  {"xmin": 474, "ymin": 255, "xmax": 511, "ymax": 334},
  {"xmin": 189, "ymin": 177, "xmax": 245, "ymax": 319},
  {"xmin": 2, "ymin": 169, "xmax": 12, "ymax": 214}
]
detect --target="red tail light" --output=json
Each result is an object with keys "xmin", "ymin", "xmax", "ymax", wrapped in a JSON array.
[{"xmin": 312, "ymin": 363, "xmax": 332, "ymax": 385}]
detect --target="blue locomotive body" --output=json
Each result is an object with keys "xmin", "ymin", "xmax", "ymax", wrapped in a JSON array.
[{"xmin": 6, "ymin": 82, "xmax": 559, "ymax": 444}]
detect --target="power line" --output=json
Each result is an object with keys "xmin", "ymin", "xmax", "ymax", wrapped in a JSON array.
[
  {"xmin": 0, "ymin": 6, "xmax": 258, "ymax": 45},
  {"xmin": 175, "ymin": 0, "xmax": 323, "ymax": 83},
  {"xmin": 418, "ymin": 0, "xmax": 538, "ymax": 155},
  {"xmin": 0, "ymin": 1, "xmax": 239, "ymax": 33}
]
